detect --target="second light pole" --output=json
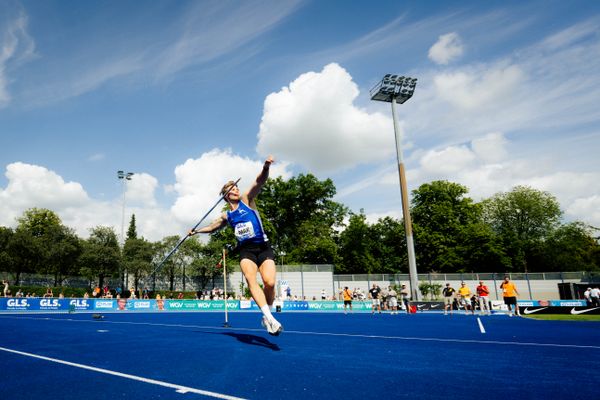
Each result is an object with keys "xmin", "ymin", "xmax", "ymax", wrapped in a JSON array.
[{"xmin": 370, "ymin": 74, "xmax": 420, "ymax": 301}]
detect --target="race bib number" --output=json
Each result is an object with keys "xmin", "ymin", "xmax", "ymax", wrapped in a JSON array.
[{"xmin": 234, "ymin": 222, "xmax": 256, "ymax": 241}]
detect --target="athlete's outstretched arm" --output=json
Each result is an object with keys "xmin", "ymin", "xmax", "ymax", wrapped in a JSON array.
[
  {"xmin": 189, "ymin": 213, "xmax": 227, "ymax": 235},
  {"xmin": 246, "ymin": 155, "xmax": 273, "ymax": 207}
]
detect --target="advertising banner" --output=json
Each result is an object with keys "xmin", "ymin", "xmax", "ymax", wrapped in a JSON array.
[
  {"xmin": 165, "ymin": 300, "xmax": 240, "ymax": 311},
  {"xmin": 521, "ymin": 306, "xmax": 600, "ymax": 315}
]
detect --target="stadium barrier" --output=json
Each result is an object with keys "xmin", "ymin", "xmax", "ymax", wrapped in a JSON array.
[{"xmin": 1, "ymin": 298, "xmax": 597, "ymax": 314}]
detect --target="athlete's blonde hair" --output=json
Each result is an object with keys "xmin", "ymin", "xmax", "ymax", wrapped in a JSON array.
[{"xmin": 220, "ymin": 180, "xmax": 237, "ymax": 196}]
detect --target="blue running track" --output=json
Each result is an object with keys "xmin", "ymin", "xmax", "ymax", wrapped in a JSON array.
[{"xmin": 0, "ymin": 312, "xmax": 598, "ymax": 399}]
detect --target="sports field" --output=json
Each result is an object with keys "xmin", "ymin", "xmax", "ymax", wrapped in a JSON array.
[{"xmin": 0, "ymin": 311, "xmax": 598, "ymax": 399}]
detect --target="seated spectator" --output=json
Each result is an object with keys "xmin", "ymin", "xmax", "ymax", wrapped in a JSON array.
[
  {"xmin": 83, "ymin": 292, "xmax": 89, "ymax": 299},
  {"xmin": 16, "ymin": 289, "xmax": 24, "ymax": 297},
  {"xmin": 177, "ymin": 292, "xmax": 184, "ymax": 299},
  {"xmin": 43, "ymin": 288, "xmax": 53, "ymax": 298},
  {"xmin": 59, "ymin": 292, "xmax": 65, "ymax": 299}
]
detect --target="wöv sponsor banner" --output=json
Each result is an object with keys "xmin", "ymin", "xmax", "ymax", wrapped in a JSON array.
[{"xmin": 165, "ymin": 300, "xmax": 240, "ymax": 311}]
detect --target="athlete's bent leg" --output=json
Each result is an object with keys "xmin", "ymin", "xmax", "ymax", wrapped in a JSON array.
[
  {"xmin": 258, "ymin": 259, "xmax": 276, "ymax": 306},
  {"xmin": 240, "ymin": 259, "xmax": 267, "ymax": 308}
]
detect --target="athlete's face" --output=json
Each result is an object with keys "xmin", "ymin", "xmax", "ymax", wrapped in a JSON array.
[{"xmin": 226, "ymin": 185, "xmax": 240, "ymax": 201}]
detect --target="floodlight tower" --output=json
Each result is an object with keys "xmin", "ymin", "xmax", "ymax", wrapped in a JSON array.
[
  {"xmin": 117, "ymin": 170, "xmax": 134, "ymax": 289},
  {"xmin": 370, "ymin": 75, "xmax": 420, "ymax": 301}
]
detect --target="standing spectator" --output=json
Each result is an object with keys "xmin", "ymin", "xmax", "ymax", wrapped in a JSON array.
[
  {"xmin": 286, "ymin": 286, "xmax": 292, "ymax": 300},
  {"xmin": 476, "ymin": 281, "xmax": 491, "ymax": 315},
  {"xmin": 142, "ymin": 287, "xmax": 149, "ymax": 299},
  {"xmin": 583, "ymin": 288, "xmax": 592, "ymax": 306},
  {"xmin": 442, "ymin": 283, "xmax": 456, "ymax": 315},
  {"xmin": 320, "ymin": 289, "xmax": 326, "ymax": 300},
  {"xmin": 83, "ymin": 292, "xmax": 89, "ymax": 299},
  {"xmin": 380, "ymin": 286, "xmax": 389, "ymax": 311},
  {"xmin": 457, "ymin": 282, "xmax": 473, "ymax": 315},
  {"xmin": 129, "ymin": 287, "xmax": 136, "ymax": 299},
  {"xmin": 500, "ymin": 276, "xmax": 520, "ymax": 316},
  {"xmin": 387, "ymin": 286, "xmax": 398, "ymax": 315},
  {"xmin": 342, "ymin": 286, "xmax": 353, "ymax": 314},
  {"xmin": 43, "ymin": 287, "xmax": 53, "ymax": 298},
  {"xmin": 15, "ymin": 288, "xmax": 23, "ymax": 297},
  {"xmin": 177, "ymin": 292, "xmax": 184, "ymax": 299},
  {"xmin": 590, "ymin": 286, "xmax": 600, "ymax": 307},
  {"xmin": 400, "ymin": 284, "xmax": 411, "ymax": 313},
  {"xmin": 2, "ymin": 280, "xmax": 9, "ymax": 297},
  {"xmin": 369, "ymin": 284, "xmax": 381, "ymax": 314}
]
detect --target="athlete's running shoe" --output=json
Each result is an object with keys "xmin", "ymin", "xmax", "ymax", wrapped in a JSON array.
[{"xmin": 261, "ymin": 316, "xmax": 283, "ymax": 336}]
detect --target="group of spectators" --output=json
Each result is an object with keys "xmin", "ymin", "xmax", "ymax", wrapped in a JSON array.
[{"xmin": 442, "ymin": 276, "xmax": 520, "ymax": 316}]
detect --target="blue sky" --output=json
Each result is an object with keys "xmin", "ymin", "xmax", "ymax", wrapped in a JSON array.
[{"xmin": 1, "ymin": 0, "xmax": 599, "ymax": 241}]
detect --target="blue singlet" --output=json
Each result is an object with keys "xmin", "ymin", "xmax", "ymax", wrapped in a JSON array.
[{"xmin": 226, "ymin": 201, "xmax": 268, "ymax": 245}]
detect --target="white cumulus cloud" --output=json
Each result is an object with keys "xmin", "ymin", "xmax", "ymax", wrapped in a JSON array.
[
  {"xmin": 428, "ymin": 32, "xmax": 464, "ymax": 65},
  {"xmin": 256, "ymin": 63, "xmax": 395, "ymax": 174}
]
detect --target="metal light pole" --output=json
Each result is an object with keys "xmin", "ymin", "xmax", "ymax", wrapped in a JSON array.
[
  {"xmin": 117, "ymin": 170, "xmax": 134, "ymax": 290},
  {"xmin": 370, "ymin": 74, "xmax": 420, "ymax": 301}
]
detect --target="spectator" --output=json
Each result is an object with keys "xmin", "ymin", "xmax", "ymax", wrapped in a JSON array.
[
  {"xmin": 590, "ymin": 286, "xmax": 600, "ymax": 307},
  {"xmin": 387, "ymin": 286, "xmax": 398, "ymax": 315},
  {"xmin": 457, "ymin": 282, "xmax": 473, "ymax": 315},
  {"xmin": 16, "ymin": 289, "xmax": 24, "ymax": 298},
  {"xmin": 476, "ymin": 281, "xmax": 492, "ymax": 315},
  {"xmin": 369, "ymin": 284, "xmax": 381, "ymax": 314},
  {"xmin": 143, "ymin": 287, "xmax": 149, "ymax": 299},
  {"xmin": 342, "ymin": 286, "xmax": 353, "ymax": 314},
  {"xmin": 321, "ymin": 289, "xmax": 326, "ymax": 300},
  {"xmin": 400, "ymin": 284, "xmax": 411, "ymax": 313},
  {"xmin": 177, "ymin": 292, "xmax": 184, "ymax": 299},
  {"xmin": 83, "ymin": 292, "xmax": 89, "ymax": 299},
  {"xmin": 92, "ymin": 286, "xmax": 101, "ymax": 298},
  {"xmin": 129, "ymin": 287, "xmax": 136, "ymax": 299},
  {"xmin": 583, "ymin": 288, "xmax": 592, "ymax": 305},
  {"xmin": 442, "ymin": 283, "xmax": 456, "ymax": 315},
  {"xmin": 2, "ymin": 280, "xmax": 9, "ymax": 297},
  {"xmin": 59, "ymin": 292, "xmax": 65, "ymax": 299},
  {"xmin": 43, "ymin": 287, "xmax": 53, "ymax": 298},
  {"xmin": 286, "ymin": 286, "xmax": 292, "ymax": 300},
  {"xmin": 500, "ymin": 276, "xmax": 520, "ymax": 316},
  {"xmin": 380, "ymin": 286, "xmax": 389, "ymax": 311}
]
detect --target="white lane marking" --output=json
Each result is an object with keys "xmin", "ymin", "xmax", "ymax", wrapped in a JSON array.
[
  {"xmin": 2, "ymin": 315, "xmax": 599, "ymax": 350},
  {"xmin": 0, "ymin": 346, "xmax": 245, "ymax": 400},
  {"xmin": 477, "ymin": 317, "xmax": 486, "ymax": 334}
]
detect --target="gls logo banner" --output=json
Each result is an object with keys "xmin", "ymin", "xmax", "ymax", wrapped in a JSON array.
[
  {"xmin": 7, "ymin": 299, "xmax": 29, "ymax": 309},
  {"xmin": 40, "ymin": 299, "xmax": 60, "ymax": 309},
  {"xmin": 69, "ymin": 299, "xmax": 90, "ymax": 309}
]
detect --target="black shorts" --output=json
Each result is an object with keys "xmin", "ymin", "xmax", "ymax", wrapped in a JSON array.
[
  {"xmin": 239, "ymin": 241, "xmax": 274, "ymax": 267},
  {"xmin": 504, "ymin": 296, "xmax": 517, "ymax": 305},
  {"xmin": 344, "ymin": 300, "xmax": 352, "ymax": 305}
]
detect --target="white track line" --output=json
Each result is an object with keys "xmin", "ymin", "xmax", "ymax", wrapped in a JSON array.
[
  {"xmin": 0, "ymin": 346, "xmax": 245, "ymax": 400},
  {"xmin": 2, "ymin": 315, "xmax": 599, "ymax": 350},
  {"xmin": 477, "ymin": 317, "xmax": 486, "ymax": 334}
]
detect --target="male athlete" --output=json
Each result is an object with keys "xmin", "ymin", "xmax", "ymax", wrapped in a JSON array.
[{"xmin": 189, "ymin": 156, "xmax": 282, "ymax": 336}]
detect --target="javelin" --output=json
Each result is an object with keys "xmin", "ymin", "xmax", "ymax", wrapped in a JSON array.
[{"xmin": 149, "ymin": 177, "xmax": 241, "ymax": 277}]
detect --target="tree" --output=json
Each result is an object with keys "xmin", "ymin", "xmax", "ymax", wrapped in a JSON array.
[
  {"xmin": 483, "ymin": 186, "xmax": 562, "ymax": 271},
  {"xmin": 123, "ymin": 237, "xmax": 154, "ymax": 290},
  {"xmin": 532, "ymin": 222, "xmax": 600, "ymax": 272},
  {"xmin": 338, "ymin": 211, "xmax": 378, "ymax": 273},
  {"xmin": 369, "ymin": 217, "xmax": 408, "ymax": 273},
  {"xmin": 411, "ymin": 181, "xmax": 508, "ymax": 272},
  {"xmin": 79, "ymin": 226, "xmax": 120, "ymax": 287},
  {"xmin": 15, "ymin": 208, "xmax": 82, "ymax": 283},
  {"xmin": 257, "ymin": 174, "xmax": 347, "ymax": 263},
  {"xmin": 127, "ymin": 214, "xmax": 138, "ymax": 240}
]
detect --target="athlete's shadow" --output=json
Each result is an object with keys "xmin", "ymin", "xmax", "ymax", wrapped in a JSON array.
[
  {"xmin": 221, "ymin": 332, "xmax": 280, "ymax": 351},
  {"xmin": 195, "ymin": 330, "xmax": 280, "ymax": 351}
]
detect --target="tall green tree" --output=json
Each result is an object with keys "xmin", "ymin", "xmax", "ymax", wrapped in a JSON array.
[
  {"xmin": 16, "ymin": 208, "xmax": 82, "ymax": 283},
  {"xmin": 411, "ymin": 181, "xmax": 508, "ymax": 272},
  {"xmin": 369, "ymin": 216, "xmax": 408, "ymax": 273},
  {"xmin": 123, "ymin": 237, "xmax": 154, "ymax": 290},
  {"xmin": 79, "ymin": 226, "xmax": 120, "ymax": 287},
  {"xmin": 256, "ymin": 174, "xmax": 347, "ymax": 263},
  {"xmin": 338, "ymin": 211, "xmax": 378, "ymax": 273},
  {"xmin": 482, "ymin": 185, "xmax": 562, "ymax": 271},
  {"xmin": 531, "ymin": 222, "xmax": 600, "ymax": 272},
  {"xmin": 127, "ymin": 214, "xmax": 138, "ymax": 240}
]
